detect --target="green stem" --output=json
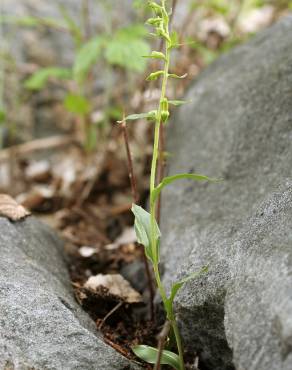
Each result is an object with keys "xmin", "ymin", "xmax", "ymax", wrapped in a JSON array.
[
  {"xmin": 170, "ymin": 312, "xmax": 185, "ymax": 370},
  {"xmin": 148, "ymin": 2, "xmax": 185, "ymax": 369},
  {"xmin": 150, "ymin": 23, "xmax": 170, "ymax": 264},
  {"xmin": 153, "ymin": 263, "xmax": 168, "ymax": 306}
]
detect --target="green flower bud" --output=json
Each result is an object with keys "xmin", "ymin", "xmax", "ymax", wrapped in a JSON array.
[
  {"xmin": 148, "ymin": 1, "xmax": 162, "ymax": 14},
  {"xmin": 161, "ymin": 110, "xmax": 170, "ymax": 122},
  {"xmin": 161, "ymin": 98, "xmax": 169, "ymax": 112},
  {"xmin": 146, "ymin": 17, "xmax": 162, "ymax": 26}
]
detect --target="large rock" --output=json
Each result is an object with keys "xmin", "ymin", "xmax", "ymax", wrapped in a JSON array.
[
  {"xmin": 0, "ymin": 217, "xmax": 138, "ymax": 369},
  {"xmin": 161, "ymin": 16, "xmax": 292, "ymax": 370}
]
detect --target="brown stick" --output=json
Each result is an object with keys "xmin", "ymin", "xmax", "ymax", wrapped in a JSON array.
[
  {"xmin": 141, "ymin": 247, "xmax": 155, "ymax": 321},
  {"xmin": 98, "ymin": 301, "xmax": 123, "ymax": 330},
  {"xmin": 121, "ymin": 118, "xmax": 138, "ymax": 204},
  {"xmin": 154, "ymin": 320, "xmax": 171, "ymax": 370},
  {"xmin": 0, "ymin": 135, "xmax": 74, "ymax": 163},
  {"xmin": 121, "ymin": 115, "xmax": 155, "ymax": 321}
]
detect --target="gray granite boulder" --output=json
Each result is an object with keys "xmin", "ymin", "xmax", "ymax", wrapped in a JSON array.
[
  {"xmin": 161, "ymin": 16, "xmax": 292, "ymax": 370},
  {"xmin": 0, "ymin": 217, "xmax": 138, "ymax": 370}
]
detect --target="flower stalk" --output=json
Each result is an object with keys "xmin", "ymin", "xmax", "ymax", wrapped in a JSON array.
[
  {"xmin": 129, "ymin": 1, "xmax": 212, "ymax": 369},
  {"xmin": 147, "ymin": 1, "xmax": 185, "ymax": 368}
]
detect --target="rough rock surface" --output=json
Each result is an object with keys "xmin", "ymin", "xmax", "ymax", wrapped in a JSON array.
[
  {"xmin": 0, "ymin": 217, "xmax": 138, "ymax": 370},
  {"xmin": 161, "ymin": 17, "xmax": 292, "ymax": 370}
]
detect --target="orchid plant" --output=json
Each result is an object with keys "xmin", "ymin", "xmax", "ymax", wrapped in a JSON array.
[{"xmin": 121, "ymin": 1, "xmax": 215, "ymax": 369}]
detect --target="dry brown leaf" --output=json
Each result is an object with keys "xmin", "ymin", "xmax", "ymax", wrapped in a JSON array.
[
  {"xmin": 0, "ymin": 194, "xmax": 31, "ymax": 221},
  {"xmin": 16, "ymin": 186, "xmax": 54, "ymax": 210},
  {"xmin": 84, "ymin": 274, "xmax": 142, "ymax": 304}
]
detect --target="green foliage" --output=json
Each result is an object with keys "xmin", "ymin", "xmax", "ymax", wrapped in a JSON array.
[
  {"xmin": 133, "ymin": 345, "xmax": 181, "ymax": 369},
  {"xmin": 64, "ymin": 94, "xmax": 91, "ymax": 115},
  {"xmin": 74, "ymin": 24, "xmax": 150, "ymax": 84},
  {"xmin": 152, "ymin": 173, "xmax": 218, "ymax": 203},
  {"xmin": 165, "ymin": 266, "xmax": 209, "ymax": 314},
  {"xmin": 85, "ymin": 123, "xmax": 98, "ymax": 152},
  {"xmin": 24, "ymin": 67, "xmax": 71, "ymax": 90},
  {"xmin": 0, "ymin": 110, "xmax": 5, "ymax": 124},
  {"xmin": 169, "ymin": 31, "xmax": 179, "ymax": 49},
  {"xmin": 120, "ymin": 111, "xmax": 157, "ymax": 123},
  {"xmin": 19, "ymin": 4, "xmax": 150, "ymax": 152},
  {"xmin": 73, "ymin": 36, "xmax": 104, "ymax": 84},
  {"xmin": 105, "ymin": 25, "xmax": 150, "ymax": 72},
  {"xmin": 168, "ymin": 100, "xmax": 189, "ymax": 106},
  {"xmin": 105, "ymin": 106, "xmax": 123, "ymax": 121},
  {"xmin": 131, "ymin": 204, "xmax": 161, "ymax": 263},
  {"xmin": 58, "ymin": 4, "xmax": 83, "ymax": 47},
  {"xmin": 117, "ymin": 23, "xmax": 148, "ymax": 39}
]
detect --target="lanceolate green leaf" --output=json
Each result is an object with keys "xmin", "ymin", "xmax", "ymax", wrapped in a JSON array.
[
  {"xmin": 133, "ymin": 345, "xmax": 180, "ymax": 370},
  {"xmin": 169, "ymin": 30, "xmax": 179, "ymax": 49},
  {"xmin": 165, "ymin": 266, "xmax": 209, "ymax": 315},
  {"xmin": 118, "ymin": 111, "xmax": 157, "ymax": 123},
  {"xmin": 131, "ymin": 204, "xmax": 160, "ymax": 262},
  {"xmin": 24, "ymin": 67, "xmax": 71, "ymax": 90},
  {"xmin": 152, "ymin": 173, "xmax": 218, "ymax": 203},
  {"xmin": 168, "ymin": 100, "xmax": 190, "ymax": 106}
]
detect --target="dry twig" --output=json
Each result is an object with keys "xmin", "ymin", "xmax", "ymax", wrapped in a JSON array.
[
  {"xmin": 121, "ymin": 114, "xmax": 155, "ymax": 321},
  {"xmin": 154, "ymin": 320, "xmax": 171, "ymax": 370},
  {"xmin": 0, "ymin": 135, "xmax": 74, "ymax": 163}
]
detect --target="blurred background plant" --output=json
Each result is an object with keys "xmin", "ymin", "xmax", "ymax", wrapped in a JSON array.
[
  {"xmin": 0, "ymin": 0, "xmax": 291, "ymax": 152},
  {"xmin": 1, "ymin": 1, "xmax": 151, "ymax": 151}
]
